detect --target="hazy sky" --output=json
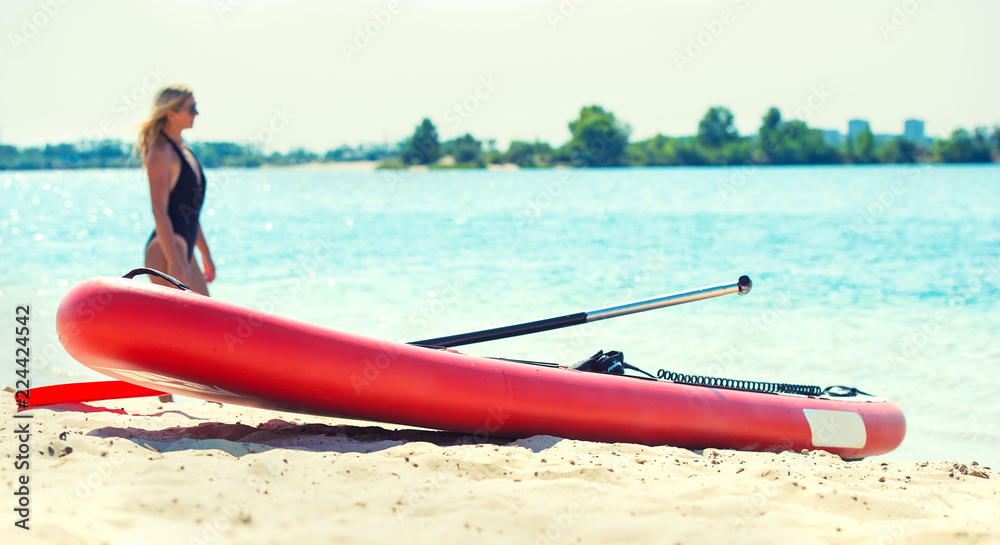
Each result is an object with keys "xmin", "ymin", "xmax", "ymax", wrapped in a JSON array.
[{"xmin": 2, "ymin": 0, "xmax": 997, "ymax": 152}]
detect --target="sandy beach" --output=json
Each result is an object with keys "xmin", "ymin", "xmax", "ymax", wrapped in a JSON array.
[{"xmin": 1, "ymin": 392, "xmax": 996, "ymax": 545}]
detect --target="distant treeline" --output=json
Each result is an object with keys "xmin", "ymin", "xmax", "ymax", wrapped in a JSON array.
[
  {"xmin": 2, "ymin": 105, "xmax": 997, "ymax": 171},
  {"xmin": 0, "ymin": 140, "xmax": 399, "ymax": 170}
]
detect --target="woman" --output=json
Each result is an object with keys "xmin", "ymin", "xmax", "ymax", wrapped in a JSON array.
[{"xmin": 137, "ymin": 85, "xmax": 215, "ymax": 296}]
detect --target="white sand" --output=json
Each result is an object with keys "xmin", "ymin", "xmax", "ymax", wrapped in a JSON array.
[{"xmin": 1, "ymin": 393, "xmax": 997, "ymax": 545}]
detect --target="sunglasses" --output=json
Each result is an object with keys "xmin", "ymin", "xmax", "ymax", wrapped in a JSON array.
[{"xmin": 176, "ymin": 103, "xmax": 198, "ymax": 114}]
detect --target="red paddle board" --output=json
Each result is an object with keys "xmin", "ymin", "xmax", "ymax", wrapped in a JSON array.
[{"xmin": 54, "ymin": 277, "xmax": 905, "ymax": 458}]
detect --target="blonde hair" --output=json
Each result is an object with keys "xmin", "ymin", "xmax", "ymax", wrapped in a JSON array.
[{"xmin": 136, "ymin": 84, "xmax": 193, "ymax": 166}]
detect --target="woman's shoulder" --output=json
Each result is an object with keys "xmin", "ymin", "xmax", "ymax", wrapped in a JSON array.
[{"xmin": 146, "ymin": 137, "xmax": 180, "ymax": 165}]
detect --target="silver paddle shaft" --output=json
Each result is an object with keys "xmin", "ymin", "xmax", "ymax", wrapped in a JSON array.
[
  {"xmin": 413, "ymin": 275, "xmax": 752, "ymax": 347},
  {"xmin": 586, "ymin": 275, "xmax": 752, "ymax": 322}
]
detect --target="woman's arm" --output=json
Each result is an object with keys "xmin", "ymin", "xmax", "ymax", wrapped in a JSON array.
[
  {"xmin": 195, "ymin": 226, "xmax": 215, "ymax": 283},
  {"xmin": 146, "ymin": 146, "xmax": 186, "ymax": 282}
]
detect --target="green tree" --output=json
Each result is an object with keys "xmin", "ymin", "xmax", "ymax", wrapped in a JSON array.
[
  {"xmin": 855, "ymin": 126, "xmax": 876, "ymax": 163},
  {"xmin": 446, "ymin": 133, "xmax": 483, "ymax": 165},
  {"xmin": 877, "ymin": 137, "xmax": 921, "ymax": 164},
  {"xmin": 755, "ymin": 108, "xmax": 839, "ymax": 165},
  {"xmin": 566, "ymin": 105, "xmax": 630, "ymax": 167},
  {"xmin": 697, "ymin": 107, "xmax": 738, "ymax": 148},
  {"xmin": 504, "ymin": 140, "xmax": 552, "ymax": 167},
  {"xmin": 783, "ymin": 121, "xmax": 840, "ymax": 164},
  {"xmin": 0, "ymin": 144, "xmax": 17, "ymax": 169},
  {"xmin": 935, "ymin": 129, "xmax": 993, "ymax": 163},
  {"xmin": 671, "ymin": 138, "xmax": 709, "ymax": 166},
  {"xmin": 757, "ymin": 107, "xmax": 787, "ymax": 163},
  {"xmin": 505, "ymin": 141, "xmax": 535, "ymax": 166},
  {"xmin": 42, "ymin": 143, "xmax": 80, "ymax": 168},
  {"xmin": 402, "ymin": 118, "xmax": 441, "ymax": 165},
  {"xmin": 626, "ymin": 134, "xmax": 678, "ymax": 166},
  {"xmin": 192, "ymin": 142, "xmax": 261, "ymax": 167},
  {"xmin": 843, "ymin": 136, "xmax": 855, "ymax": 163}
]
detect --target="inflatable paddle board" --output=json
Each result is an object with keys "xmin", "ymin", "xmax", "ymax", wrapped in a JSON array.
[{"xmin": 54, "ymin": 276, "xmax": 905, "ymax": 459}]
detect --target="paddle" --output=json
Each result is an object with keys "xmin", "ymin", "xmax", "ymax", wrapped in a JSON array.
[
  {"xmin": 411, "ymin": 275, "xmax": 752, "ymax": 348},
  {"xmin": 16, "ymin": 381, "xmax": 166, "ymax": 410},
  {"xmin": 19, "ymin": 275, "xmax": 751, "ymax": 407}
]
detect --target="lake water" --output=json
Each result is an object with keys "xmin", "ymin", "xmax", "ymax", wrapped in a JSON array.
[{"xmin": 2, "ymin": 164, "xmax": 998, "ymax": 466}]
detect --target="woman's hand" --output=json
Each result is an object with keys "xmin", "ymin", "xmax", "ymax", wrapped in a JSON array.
[{"xmin": 202, "ymin": 253, "xmax": 216, "ymax": 283}]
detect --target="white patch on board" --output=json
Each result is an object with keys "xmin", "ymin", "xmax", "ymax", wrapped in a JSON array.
[{"xmin": 803, "ymin": 409, "xmax": 867, "ymax": 449}]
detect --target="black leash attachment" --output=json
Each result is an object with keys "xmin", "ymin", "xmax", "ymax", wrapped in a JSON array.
[
  {"xmin": 570, "ymin": 349, "xmax": 868, "ymax": 398},
  {"xmin": 820, "ymin": 385, "xmax": 873, "ymax": 397},
  {"xmin": 571, "ymin": 351, "xmax": 660, "ymax": 380},
  {"xmin": 655, "ymin": 368, "xmax": 824, "ymax": 397},
  {"xmin": 571, "ymin": 350, "xmax": 627, "ymax": 375},
  {"xmin": 122, "ymin": 268, "xmax": 192, "ymax": 292}
]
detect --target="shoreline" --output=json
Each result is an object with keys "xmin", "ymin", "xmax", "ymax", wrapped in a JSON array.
[
  {"xmin": 6, "ymin": 162, "xmax": 1000, "ymax": 174},
  {"xmin": 2, "ymin": 393, "xmax": 996, "ymax": 544}
]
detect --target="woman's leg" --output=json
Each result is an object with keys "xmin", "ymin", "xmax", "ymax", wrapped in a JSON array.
[
  {"xmin": 184, "ymin": 255, "xmax": 210, "ymax": 296},
  {"xmin": 144, "ymin": 233, "xmax": 198, "ymax": 403},
  {"xmin": 145, "ymin": 233, "xmax": 192, "ymax": 288}
]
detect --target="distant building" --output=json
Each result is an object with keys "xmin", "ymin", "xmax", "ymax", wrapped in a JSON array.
[
  {"xmin": 904, "ymin": 119, "xmax": 925, "ymax": 142},
  {"xmin": 821, "ymin": 130, "xmax": 842, "ymax": 146},
  {"xmin": 848, "ymin": 119, "xmax": 870, "ymax": 139}
]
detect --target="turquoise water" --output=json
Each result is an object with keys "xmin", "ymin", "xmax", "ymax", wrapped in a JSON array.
[{"xmin": 2, "ymin": 165, "xmax": 998, "ymax": 466}]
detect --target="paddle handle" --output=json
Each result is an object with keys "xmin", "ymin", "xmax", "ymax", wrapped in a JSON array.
[{"xmin": 412, "ymin": 276, "xmax": 752, "ymax": 348}]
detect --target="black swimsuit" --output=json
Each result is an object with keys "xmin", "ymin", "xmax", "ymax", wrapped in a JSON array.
[{"xmin": 148, "ymin": 133, "xmax": 206, "ymax": 260}]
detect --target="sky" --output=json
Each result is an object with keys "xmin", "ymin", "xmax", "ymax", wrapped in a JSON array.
[{"xmin": 1, "ymin": 0, "xmax": 997, "ymax": 152}]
